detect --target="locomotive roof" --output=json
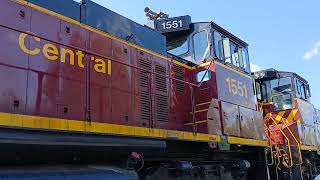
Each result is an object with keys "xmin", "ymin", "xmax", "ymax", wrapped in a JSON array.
[
  {"xmin": 28, "ymin": 0, "xmax": 167, "ymax": 56},
  {"xmin": 253, "ymin": 69, "xmax": 309, "ymax": 84}
]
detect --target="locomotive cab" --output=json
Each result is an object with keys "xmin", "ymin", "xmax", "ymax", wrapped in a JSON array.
[
  {"xmin": 254, "ymin": 69, "xmax": 312, "ymax": 111},
  {"xmin": 150, "ymin": 15, "xmax": 251, "ymax": 72},
  {"xmin": 150, "ymin": 15, "xmax": 267, "ymax": 142},
  {"xmin": 254, "ymin": 69, "xmax": 320, "ymax": 147}
]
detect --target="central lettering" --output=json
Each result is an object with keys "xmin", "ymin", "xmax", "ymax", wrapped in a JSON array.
[{"xmin": 18, "ymin": 33, "xmax": 111, "ymax": 75}]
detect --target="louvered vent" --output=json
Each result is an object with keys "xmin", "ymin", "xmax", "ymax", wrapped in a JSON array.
[
  {"xmin": 154, "ymin": 64, "xmax": 168, "ymax": 122},
  {"xmin": 139, "ymin": 60, "xmax": 152, "ymax": 87},
  {"xmin": 139, "ymin": 59, "xmax": 152, "ymax": 123},
  {"xmin": 140, "ymin": 91, "xmax": 151, "ymax": 122},
  {"xmin": 155, "ymin": 65, "xmax": 167, "ymax": 93},
  {"xmin": 156, "ymin": 94, "xmax": 169, "ymax": 122},
  {"xmin": 174, "ymin": 65, "xmax": 185, "ymax": 92}
]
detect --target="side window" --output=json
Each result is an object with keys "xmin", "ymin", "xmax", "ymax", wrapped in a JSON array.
[
  {"xmin": 306, "ymin": 85, "xmax": 311, "ymax": 98},
  {"xmin": 261, "ymin": 83, "xmax": 268, "ymax": 101},
  {"xmin": 230, "ymin": 42, "xmax": 240, "ymax": 67},
  {"xmin": 196, "ymin": 70, "xmax": 211, "ymax": 82},
  {"xmin": 296, "ymin": 80, "xmax": 307, "ymax": 100},
  {"xmin": 193, "ymin": 30, "xmax": 209, "ymax": 62},
  {"xmin": 214, "ymin": 31, "xmax": 223, "ymax": 60},
  {"xmin": 241, "ymin": 48, "xmax": 250, "ymax": 73},
  {"xmin": 255, "ymin": 82, "xmax": 262, "ymax": 101},
  {"xmin": 296, "ymin": 79, "xmax": 301, "ymax": 98}
]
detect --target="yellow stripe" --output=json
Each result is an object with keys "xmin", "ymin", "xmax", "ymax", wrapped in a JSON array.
[
  {"xmin": 262, "ymin": 102, "xmax": 273, "ymax": 106},
  {"xmin": 213, "ymin": 61, "xmax": 252, "ymax": 79},
  {"xmin": 171, "ymin": 59, "xmax": 195, "ymax": 70},
  {"xmin": 227, "ymin": 136, "xmax": 268, "ymax": 147},
  {"xmin": 301, "ymin": 145, "xmax": 320, "ymax": 151},
  {"xmin": 0, "ymin": 112, "xmax": 220, "ymax": 143},
  {"xmin": 14, "ymin": 0, "xmax": 196, "ymax": 70},
  {"xmin": 286, "ymin": 109, "xmax": 298, "ymax": 123},
  {"xmin": 275, "ymin": 111, "xmax": 286, "ymax": 122},
  {"xmin": 195, "ymin": 102, "xmax": 211, "ymax": 107}
]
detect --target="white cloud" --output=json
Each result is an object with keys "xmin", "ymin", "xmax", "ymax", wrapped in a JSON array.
[
  {"xmin": 303, "ymin": 41, "xmax": 320, "ymax": 60},
  {"xmin": 250, "ymin": 63, "xmax": 261, "ymax": 72}
]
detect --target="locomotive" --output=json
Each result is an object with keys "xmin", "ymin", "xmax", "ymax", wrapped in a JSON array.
[
  {"xmin": 254, "ymin": 69, "xmax": 320, "ymax": 180},
  {"xmin": 0, "ymin": 0, "xmax": 318, "ymax": 179}
]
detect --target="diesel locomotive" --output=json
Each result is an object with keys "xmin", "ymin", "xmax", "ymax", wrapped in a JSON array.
[{"xmin": 0, "ymin": 0, "xmax": 319, "ymax": 179}]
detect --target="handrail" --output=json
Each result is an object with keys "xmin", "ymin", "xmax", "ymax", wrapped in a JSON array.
[
  {"xmin": 264, "ymin": 114, "xmax": 283, "ymax": 167},
  {"xmin": 266, "ymin": 114, "xmax": 294, "ymax": 168},
  {"xmin": 279, "ymin": 117, "xmax": 303, "ymax": 166},
  {"xmin": 264, "ymin": 122, "xmax": 275, "ymax": 166}
]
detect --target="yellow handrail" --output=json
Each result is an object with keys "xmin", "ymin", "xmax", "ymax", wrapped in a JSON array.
[
  {"xmin": 267, "ymin": 114, "xmax": 294, "ymax": 168},
  {"xmin": 279, "ymin": 117, "xmax": 303, "ymax": 165},
  {"xmin": 264, "ymin": 116, "xmax": 283, "ymax": 167},
  {"xmin": 264, "ymin": 122, "xmax": 276, "ymax": 166}
]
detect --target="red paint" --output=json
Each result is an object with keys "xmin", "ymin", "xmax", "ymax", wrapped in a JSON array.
[{"xmin": 0, "ymin": 0, "xmax": 264, "ymax": 141}]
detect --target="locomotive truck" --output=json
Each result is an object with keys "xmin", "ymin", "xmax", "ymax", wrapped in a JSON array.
[{"xmin": 0, "ymin": 0, "xmax": 319, "ymax": 179}]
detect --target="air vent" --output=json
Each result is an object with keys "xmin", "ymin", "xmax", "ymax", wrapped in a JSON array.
[
  {"xmin": 139, "ymin": 59, "xmax": 152, "ymax": 123},
  {"xmin": 139, "ymin": 59, "xmax": 152, "ymax": 87},
  {"xmin": 140, "ymin": 91, "xmax": 151, "ymax": 122},
  {"xmin": 156, "ymin": 94, "xmax": 169, "ymax": 122},
  {"xmin": 174, "ymin": 65, "xmax": 185, "ymax": 92},
  {"xmin": 155, "ymin": 65, "xmax": 167, "ymax": 93}
]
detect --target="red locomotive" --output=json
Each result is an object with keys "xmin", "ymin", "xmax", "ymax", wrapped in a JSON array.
[{"xmin": 0, "ymin": 0, "xmax": 319, "ymax": 179}]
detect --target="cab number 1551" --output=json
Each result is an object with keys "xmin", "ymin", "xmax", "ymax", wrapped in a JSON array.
[{"xmin": 225, "ymin": 77, "xmax": 248, "ymax": 98}]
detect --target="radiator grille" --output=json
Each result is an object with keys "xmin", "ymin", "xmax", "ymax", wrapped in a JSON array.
[
  {"xmin": 155, "ymin": 94, "xmax": 169, "ymax": 122},
  {"xmin": 174, "ymin": 65, "xmax": 185, "ymax": 92},
  {"xmin": 140, "ymin": 91, "xmax": 150, "ymax": 122},
  {"xmin": 155, "ymin": 65, "xmax": 167, "ymax": 93},
  {"xmin": 139, "ymin": 59, "xmax": 152, "ymax": 122},
  {"xmin": 155, "ymin": 64, "xmax": 168, "ymax": 122},
  {"xmin": 139, "ymin": 59, "xmax": 152, "ymax": 87}
]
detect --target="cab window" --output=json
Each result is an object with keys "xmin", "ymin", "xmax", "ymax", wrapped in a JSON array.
[
  {"xmin": 255, "ymin": 82, "xmax": 262, "ymax": 101},
  {"xmin": 221, "ymin": 38, "xmax": 251, "ymax": 73},
  {"xmin": 230, "ymin": 42, "xmax": 240, "ymax": 67},
  {"xmin": 296, "ymin": 79, "xmax": 307, "ymax": 100},
  {"xmin": 241, "ymin": 48, "xmax": 250, "ymax": 73},
  {"xmin": 196, "ymin": 70, "xmax": 211, "ymax": 82},
  {"xmin": 168, "ymin": 40, "xmax": 188, "ymax": 56},
  {"xmin": 214, "ymin": 31, "xmax": 224, "ymax": 60},
  {"xmin": 270, "ymin": 77, "xmax": 293, "ymax": 110},
  {"xmin": 167, "ymin": 34, "xmax": 189, "ymax": 56},
  {"xmin": 193, "ymin": 30, "xmax": 209, "ymax": 62}
]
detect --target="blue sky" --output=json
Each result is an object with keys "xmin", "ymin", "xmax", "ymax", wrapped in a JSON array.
[{"xmin": 91, "ymin": 0, "xmax": 320, "ymax": 108}]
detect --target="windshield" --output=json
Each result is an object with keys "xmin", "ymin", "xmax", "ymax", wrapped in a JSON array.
[
  {"xmin": 193, "ymin": 30, "xmax": 209, "ymax": 62},
  {"xmin": 167, "ymin": 33, "xmax": 189, "ymax": 56},
  {"xmin": 167, "ymin": 36, "xmax": 189, "ymax": 56},
  {"xmin": 270, "ymin": 77, "xmax": 293, "ymax": 111}
]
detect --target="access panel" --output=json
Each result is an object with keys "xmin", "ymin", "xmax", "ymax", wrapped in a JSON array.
[
  {"xmin": 221, "ymin": 101, "xmax": 240, "ymax": 137},
  {"xmin": 253, "ymin": 111, "xmax": 266, "ymax": 140},
  {"xmin": 239, "ymin": 106, "xmax": 256, "ymax": 139}
]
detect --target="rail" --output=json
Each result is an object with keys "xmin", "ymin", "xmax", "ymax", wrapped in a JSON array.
[{"xmin": 279, "ymin": 117, "xmax": 303, "ymax": 166}]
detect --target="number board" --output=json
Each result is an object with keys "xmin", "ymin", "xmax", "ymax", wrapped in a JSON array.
[
  {"xmin": 215, "ymin": 63, "xmax": 256, "ymax": 110},
  {"xmin": 155, "ymin": 15, "xmax": 191, "ymax": 33}
]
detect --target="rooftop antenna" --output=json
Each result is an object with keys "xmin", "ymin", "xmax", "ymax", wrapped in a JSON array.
[{"xmin": 144, "ymin": 7, "xmax": 169, "ymax": 20}]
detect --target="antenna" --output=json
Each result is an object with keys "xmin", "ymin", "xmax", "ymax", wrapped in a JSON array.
[{"xmin": 144, "ymin": 7, "xmax": 169, "ymax": 20}]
